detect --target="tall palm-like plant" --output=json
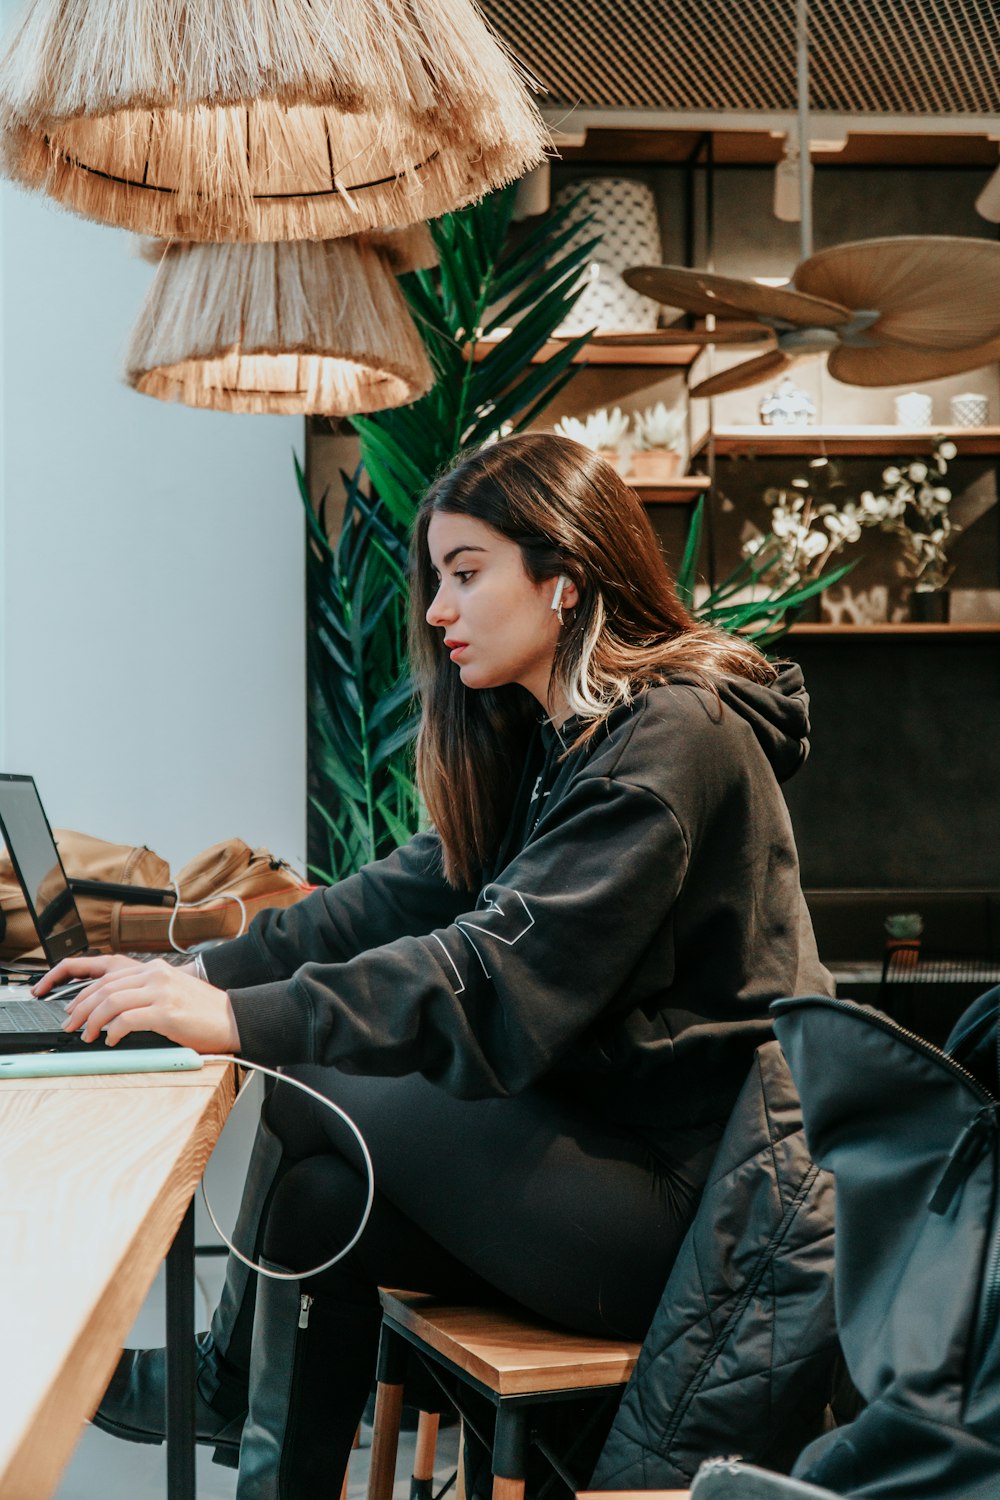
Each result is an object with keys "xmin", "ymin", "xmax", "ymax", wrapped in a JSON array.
[
  {"xmin": 307, "ymin": 185, "xmax": 597, "ymax": 880},
  {"xmin": 303, "ymin": 457, "xmax": 419, "ymax": 879}
]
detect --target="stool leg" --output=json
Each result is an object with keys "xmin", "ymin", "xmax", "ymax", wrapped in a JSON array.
[
  {"xmin": 455, "ymin": 1420, "xmax": 467, "ymax": 1500},
  {"xmin": 491, "ymin": 1480, "xmax": 525, "ymax": 1500},
  {"xmin": 340, "ymin": 1425, "xmax": 361, "ymax": 1500},
  {"xmin": 490, "ymin": 1407, "xmax": 528, "ymax": 1500},
  {"xmin": 367, "ymin": 1327, "xmax": 408, "ymax": 1500},
  {"xmin": 409, "ymin": 1410, "xmax": 440, "ymax": 1500}
]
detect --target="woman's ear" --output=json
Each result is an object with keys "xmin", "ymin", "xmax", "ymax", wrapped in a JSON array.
[{"xmin": 549, "ymin": 573, "xmax": 579, "ymax": 618}]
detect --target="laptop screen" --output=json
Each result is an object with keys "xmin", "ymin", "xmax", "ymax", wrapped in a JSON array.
[{"xmin": 0, "ymin": 774, "xmax": 88, "ymax": 963}]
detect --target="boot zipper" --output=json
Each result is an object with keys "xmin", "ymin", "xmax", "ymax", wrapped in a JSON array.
[{"xmin": 279, "ymin": 1295, "xmax": 313, "ymax": 1491}]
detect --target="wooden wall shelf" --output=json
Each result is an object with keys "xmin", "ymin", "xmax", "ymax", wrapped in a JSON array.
[
  {"xmin": 694, "ymin": 426, "xmax": 1000, "ymax": 459},
  {"xmin": 788, "ymin": 622, "xmax": 1000, "ymax": 636},
  {"xmin": 474, "ymin": 339, "xmax": 701, "ymax": 368},
  {"xmin": 631, "ymin": 475, "xmax": 711, "ymax": 502}
]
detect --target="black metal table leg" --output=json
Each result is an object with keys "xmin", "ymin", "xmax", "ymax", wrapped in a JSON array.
[
  {"xmin": 492, "ymin": 1405, "xmax": 529, "ymax": 1488},
  {"xmin": 165, "ymin": 1198, "xmax": 197, "ymax": 1500}
]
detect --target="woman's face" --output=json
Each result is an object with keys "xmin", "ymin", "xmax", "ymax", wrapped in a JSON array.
[{"xmin": 425, "ymin": 512, "xmax": 577, "ymax": 709}]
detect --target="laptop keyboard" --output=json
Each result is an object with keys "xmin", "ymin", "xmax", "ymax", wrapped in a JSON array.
[{"xmin": 0, "ymin": 993, "xmax": 69, "ymax": 1032}]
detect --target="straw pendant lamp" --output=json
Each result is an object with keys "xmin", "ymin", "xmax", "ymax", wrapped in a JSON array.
[
  {"xmin": 0, "ymin": 0, "xmax": 547, "ymax": 242},
  {"xmin": 125, "ymin": 225, "xmax": 437, "ymax": 415}
]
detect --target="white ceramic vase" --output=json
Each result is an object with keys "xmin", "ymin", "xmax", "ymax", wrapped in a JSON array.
[{"xmin": 551, "ymin": 176, "xmax": 662, "ymax": 334}]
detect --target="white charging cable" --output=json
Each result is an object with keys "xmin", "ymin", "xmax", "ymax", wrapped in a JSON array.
[
  {"xmin": 167, "ymin": 880, "xmax": 248, "ymax": 955},
  {"xmin": 198, "ymin": 1056, "xmax": 375, "ymax": 1282}
]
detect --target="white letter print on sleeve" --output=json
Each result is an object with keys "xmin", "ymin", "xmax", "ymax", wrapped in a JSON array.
[{"xmin": 431, "ymin": 886, "xmax": 535, "ymax": 994}]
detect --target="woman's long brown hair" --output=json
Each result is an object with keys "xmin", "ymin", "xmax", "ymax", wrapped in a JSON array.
[{"xmin": 410, "ymin": 432, "xmax": 777, "ymax": 888}]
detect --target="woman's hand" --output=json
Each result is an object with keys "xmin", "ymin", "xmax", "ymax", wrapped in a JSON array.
[{"xmin": 34, "ymin": 954, "xmax": 241, "ymax": 1053}]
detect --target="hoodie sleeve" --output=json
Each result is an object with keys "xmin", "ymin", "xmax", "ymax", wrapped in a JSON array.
[
  {"xmin": 227, "ymin": 776, "xmax": 689, "ymax": 1096},
  {"xmin": 202, "ymin": 831, "xmax": 473, "ymax": 990}
]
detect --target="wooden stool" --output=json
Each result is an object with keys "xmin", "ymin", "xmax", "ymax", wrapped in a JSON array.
[{"xmin": 366, "ymin": 1291, "xmax": 641, "ymax": 1500}]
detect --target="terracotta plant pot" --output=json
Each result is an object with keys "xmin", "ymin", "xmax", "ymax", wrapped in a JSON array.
[{"xmin": 627, "ymin": 449, "xmax": 682, "ymax": 483}]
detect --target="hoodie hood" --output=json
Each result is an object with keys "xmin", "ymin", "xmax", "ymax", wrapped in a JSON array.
[
  {"xmin": 546, "ymin": 663, "xmax": 811, "ymax": 786},
  {"xmin": 716, "ymin": 662, "xmax": 811, "ymax": 784}
]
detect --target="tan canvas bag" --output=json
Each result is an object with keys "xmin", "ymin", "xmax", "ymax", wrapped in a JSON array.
[{"xmin": 0, "ymin": 832, "xmax": 311, "ymax": 958}]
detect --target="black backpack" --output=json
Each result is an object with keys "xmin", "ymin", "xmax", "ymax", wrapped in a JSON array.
[{"xmin": 770, "ymin": 985, "xmax": 1000, "ymax": 1499}]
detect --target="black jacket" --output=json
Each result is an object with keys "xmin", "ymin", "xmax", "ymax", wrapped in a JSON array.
[
  {"xmin": 206, "ymin": 665, "xmax": 831, "ymax": 1154},
  {"xmin": 591, "ymin": 1040, "xmax": 839, "ymax": 1487}
]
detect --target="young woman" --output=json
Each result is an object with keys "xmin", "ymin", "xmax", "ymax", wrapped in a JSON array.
[{"xmin": 41, "ymin": 433, "xmax": 831, "ymax": 1497}]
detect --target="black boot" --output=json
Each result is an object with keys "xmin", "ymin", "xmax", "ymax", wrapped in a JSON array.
[
  {"xmin": 92, "ymin": 1108, "xmax": 285, "ymax": 1468},
  {"xmin": 236, "ymin": 1275, "xmax": 382, "ymax": 1498},
  {"xmin": 91, "ymin": 1332, "xmax": 248, "ymax": 1467}
]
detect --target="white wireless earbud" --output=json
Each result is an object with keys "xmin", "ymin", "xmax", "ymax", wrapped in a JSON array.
[{"xmin": 550, "ymin": 574, "xmax": 569, "ymax": 612}]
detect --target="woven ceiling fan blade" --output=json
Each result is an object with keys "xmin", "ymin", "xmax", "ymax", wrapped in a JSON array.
[
  {"xmin": 827, "ymin": 337, "xmax": 1000, "ymax": 388},
  {"xmin": 625, "ymin": 265, "xmax": 850, "ymax": 328},
  {"xmin": 690, "ymin": 348, "xmax": 796, "ymax": 399},
  {"xmin": 584, "ymin": 322, "xmax": 774, "ymax": 348},
  {"xmin": 794, "ymin": 237, "xmax": 1000, "ymax": 351}
]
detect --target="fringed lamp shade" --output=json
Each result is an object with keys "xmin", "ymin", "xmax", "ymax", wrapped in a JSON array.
[
  {"xmin": 0, "ymin": 0, "xmax": 547, "ymax": 241},
  {"xmin": 125, "ymin": 232, "xmax": 436, "ymax": 415}
]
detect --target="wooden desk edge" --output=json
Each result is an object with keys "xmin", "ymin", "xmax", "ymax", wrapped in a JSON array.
[{"xmin": 1, "ymin": 1062, "xmax": 236, "ymax": 1500}]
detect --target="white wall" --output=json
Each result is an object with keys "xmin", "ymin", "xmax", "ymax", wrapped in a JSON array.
[{"xmin": 0, "ymin": 159, "xmax": 306, "ymax": 872}]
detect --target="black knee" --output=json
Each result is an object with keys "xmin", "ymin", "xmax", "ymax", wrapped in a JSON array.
[{"xmin": 260, "ymin": 1152, "xmax": 373, "ymax": 1291}]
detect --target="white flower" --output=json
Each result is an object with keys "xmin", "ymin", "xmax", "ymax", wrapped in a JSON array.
[
  {"xmin": 882, "ymin": 466, "xmax": 902, "ymax": 485},
  {"xmin": 824, "ymin": 510, "xmax": 862, "ymax": 545},
  {"xmin": 908, "ymin": 462, "xmax": 928, "ymax": 482},
  {"xmin": 933, "ymin": 486, "xmax": 952, "ymax": 503},
  {"xmin": 801, "ymin": 530, "xmax": 829, "ymax": 559},
  {"xmin": 938, "ymin": 440, "xmax": 958, "ymax": 460}
]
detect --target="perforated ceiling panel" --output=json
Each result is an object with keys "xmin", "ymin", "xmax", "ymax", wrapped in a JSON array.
[{"xmin": 481, "ymin": 0, "xmax": 1000, "ymax": 117}]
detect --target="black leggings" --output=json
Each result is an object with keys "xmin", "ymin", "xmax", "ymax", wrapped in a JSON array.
[{"xmin": 256, "ymin": 1068, "xmax": 723, "ymax": 1486}]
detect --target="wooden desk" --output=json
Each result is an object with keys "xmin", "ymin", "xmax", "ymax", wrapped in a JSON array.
[{"xmin": 0, "ymin": 1061, "xmax": 235, "ymax": 1500}]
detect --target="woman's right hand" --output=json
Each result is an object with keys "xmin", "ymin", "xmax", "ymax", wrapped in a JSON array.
[{"xmin": 33, "ymin": 953, "xmax": 242, "ymax": 1052}]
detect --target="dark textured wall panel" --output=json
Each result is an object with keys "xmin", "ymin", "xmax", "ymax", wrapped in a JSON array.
[{"xmin": 783, "ymin": 636, "xmax": 1000, "ymax": 889}]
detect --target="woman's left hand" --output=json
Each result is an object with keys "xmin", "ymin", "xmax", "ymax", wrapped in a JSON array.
[{"xmin": 58, "ymin": 957, "xmax": 241, "ymax": 1052}]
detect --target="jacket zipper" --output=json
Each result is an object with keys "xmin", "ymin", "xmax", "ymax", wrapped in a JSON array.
[
  {"xmin": 982, "ymin": 1199, "xmax": 1000, "ymax": 1339},
  {"xmin": 928, "ymin": 1107, "xmax": 999, "ymax": 1214},
  {"xmin": 979, "ymin": 983, "xmax": 1000, "ymax": 1350},
  {"xmin": 773, "ymin": 993, "xmax": 997, "ymax": 1104}
]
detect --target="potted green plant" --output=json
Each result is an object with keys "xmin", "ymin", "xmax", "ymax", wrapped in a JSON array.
[
  {"xmin": 552, "ymin": 406, "xmax": 631, "ymax": 473},
  {"xmin": 631, "ymin": 401, "xmax": 685, "ymax": 482}
]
